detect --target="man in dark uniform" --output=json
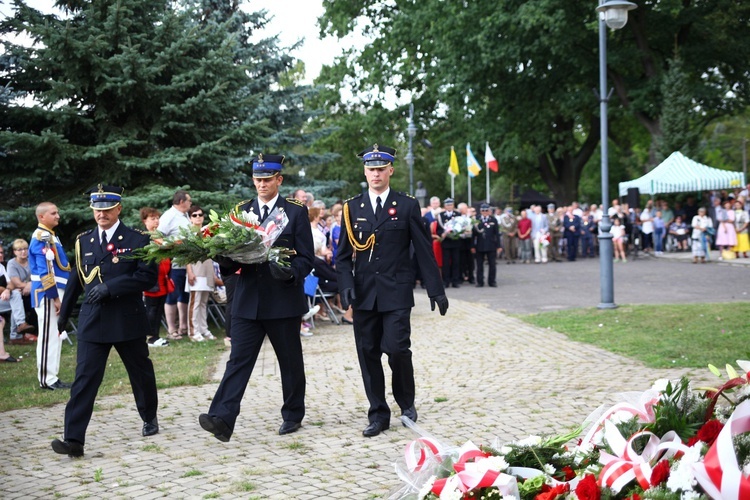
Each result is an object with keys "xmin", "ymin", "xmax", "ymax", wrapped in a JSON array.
[
  {"xmin": 337, "ymin": 144, "xmax": 449, "ymax": 437},
  {"xmin": 472, "ymin": 203, "xmax": 499, "ymax": 287},
  {"xmin": 563, "ymin": 208, "xmax": 582, "ymax": 261},
  {"xmin": 52, "ymin": 185, "xmax": 159, "ymax": 457},
  {"xmin": 437, "ymin": 198, "xmax": 462, "ymax": 287},
  {"xmin": 199, "ymin": 154, "xmax": 314, "ymax": 442}
]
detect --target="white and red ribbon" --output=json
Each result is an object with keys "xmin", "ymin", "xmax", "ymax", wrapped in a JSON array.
[
  {"xmin": 598, "ymin": 420, "xmax": 688, "ymax": 492},
  {"xmin": 693, "ymin": 399, "xmax": 750, "ymax": 499},
  {"xmin": 581, "ymin": 389, "xmax": 661, "ymax": 448}
]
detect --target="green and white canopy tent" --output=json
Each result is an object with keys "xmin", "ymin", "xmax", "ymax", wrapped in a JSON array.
[{"xmin": 618, "ymin": 151, "xmax": 745, "ymax": 197}]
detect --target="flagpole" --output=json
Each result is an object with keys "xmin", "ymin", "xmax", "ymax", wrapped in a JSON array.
[
  {"xmin": 486, "ymin": 165, "xmax": 490, "ymax": 204},
  {"xmin": 468, "ymin": 174, "xmax": 472, "ymax": 206},
  {"xmin": 451, "ymin": 176, "xmax": 455, "ymax": 199}
]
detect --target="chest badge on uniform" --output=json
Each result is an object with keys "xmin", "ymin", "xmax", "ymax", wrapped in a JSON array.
[
  {"xmin": 112, "ymin": 256, "xmax": 119, "ymax": 264},
  {"xmin": 392, "ymin": 201, "xmax": 397, "ymax": 206},
  {"xmin": 388, "ymin": 207, "xmax": 397, "ymax": 216}
]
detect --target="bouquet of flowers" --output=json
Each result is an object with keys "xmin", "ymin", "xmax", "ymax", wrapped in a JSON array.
[
  {"xmin": 443, "ymin": 216, "xmax": 475, "ymax": 240},
  {"xmin": 391, "ymin": 360, "xmax": 750, "ymax": 500},
  {"xmin": 133, "ymin": 206, "xmax": 295, "ymax": 266}
]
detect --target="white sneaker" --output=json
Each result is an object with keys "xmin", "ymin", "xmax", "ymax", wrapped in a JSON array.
[
  {"xmin": 202, "ymin": 332, "xmax": 216, "ymax": 340},
  {"xmin": 149, "ymin": 338, "xmax": 170, "ymax": 347},
  {"xmin": 300, "ymin": 328, "xmax": 313, "ymax": 337},
  {"xmin": 189, "ymin": 334, "xmax": 205, "ymax": 342},
  {"xmin": 302, "ymin": 305, "xmax": 320, "ymax": 321}
]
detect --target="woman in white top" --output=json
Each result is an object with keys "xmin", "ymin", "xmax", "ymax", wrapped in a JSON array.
[{"xmin": 691, "ymin": 207, "xmax": 712, "ymax": 263}]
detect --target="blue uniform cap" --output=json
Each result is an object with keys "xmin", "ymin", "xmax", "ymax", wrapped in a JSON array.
[
  {"xmin": 87, "ymin": 184, "xmax": 124, "ymax": 210},
  {"xmin": 444, "ymin": 198, "xmax": 455, "ymax": 205},
  {"xmin": 358, "ymin": 144, "xmax": 396, "ymax": 168},
  {"xmin": 480, "ymin": 203, "xmax": 491, "ymax": 210},
  {"xmin": 252, "ymin": 153, "xmax": 285, "ymax": 178}
]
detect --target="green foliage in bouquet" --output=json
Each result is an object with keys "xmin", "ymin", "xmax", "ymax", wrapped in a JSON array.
[{"xmin": 645, "ymin": 378, "xmax": 707, "ymax": 442}]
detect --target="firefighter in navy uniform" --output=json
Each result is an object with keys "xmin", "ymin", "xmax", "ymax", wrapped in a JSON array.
[
  {"xmin": 437, "ymin": 198, "xmax": 462, "ymax": 287},
  {"xmin": 52, "ymin": 185, "xmax": 159, "ymax": 457},
  {"xmin": 472, "ymin": 203, "xmax": 499, "ymax": 287},
  {"xmin": 199, "ymin": 154, "xmax": 315, "ymax": 442},
  {"xmin": 336, "ymin": 144, "xmax": 449, "ymax": 438}
]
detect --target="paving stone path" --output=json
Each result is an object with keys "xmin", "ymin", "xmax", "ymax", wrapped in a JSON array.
[{"xmin": 1, "ymin": 290, "xmax": 711, "ymax": 499}]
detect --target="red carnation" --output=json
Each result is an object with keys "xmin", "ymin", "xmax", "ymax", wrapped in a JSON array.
[
  {"xmin": 575, "ymin": 474, "xmax": 600, "ymax": 500},
  {"xmin": 535, "ymin": 483, "xmax": 570, "ymax": 500},
  {"xmin": 561, "ymin": 465, "xmax": 576, "ymax": 481},
  {"xmin": 687, "ymin": 419, "xmax": 724, "ymax": 447},
  {"xmin": 650, "ymin": 460, "xmax": 670, "ymax": 487},
  {"xmin": 628, "ymin": 495, "xmax": 641, "ymax": 500}
]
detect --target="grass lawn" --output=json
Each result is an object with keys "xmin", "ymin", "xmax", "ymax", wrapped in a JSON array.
[
  {"xmin": 0, "ymin": 329, "xmax": 226, "ymax": 413},
  {"xmin": 519, "ymin": 302, "xmax": 750, "ymax": 369}
]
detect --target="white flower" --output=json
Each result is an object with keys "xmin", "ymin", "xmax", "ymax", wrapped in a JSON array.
[
  {"xmin": 418, "ymin": 476, "xmax": 436, "ymax": 500},
  {"xmin": 542, "ymin": 463, "xmax": 556, "ymax": 475},
  {"xmin": 481, "ymin": 455, "xmax": 509, "ymax": 472},
  {"xmin": 516, "ymin": 435, "xmax": 542, "ymax": 447},
  {"xmin": 439, "ymin": 487, "xmax": 463, "ymax": 500},
  {"xmin": 499, "ymin": 446, "xmax": 513, "ymax": 455},
  {"xmin": 666, "ymin": 443, "xmax": 701, "ymax": 493}
]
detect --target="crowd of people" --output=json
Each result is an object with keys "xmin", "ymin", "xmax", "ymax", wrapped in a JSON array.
[{"xmin": 415, "ymin": 186, "xmax": 750, "ymax": 286}]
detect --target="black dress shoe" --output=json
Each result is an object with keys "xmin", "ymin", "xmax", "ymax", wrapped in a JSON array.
[
  {"xmin": 42, "ymin": 380, "xmax": 72, "ymax": 390},
  {"xmin": 475, "ymin": 283, "xmax": 484, "ymax": 287},
  {"xmin": 279, "ymin": 421, "xmax": 301, "ymax": 435},
  {"xmin": 199, "ymin": 413, "xmax": 231, "ymax": 442},
  {"xmin": 362, "ymin": 421, "xmax": 389, "ymax": 437},
  {"xmin": 401, "ymin": 406, "xmax": 418, "ymax": 426},
  {"xmin": 142, "ymin": 418, "xmax": 159, "ymax": 437},
  {"xmin": 489, "ymin": 283, "xmax": 497, "ymax": 287},
  {"xmin": 51, "ymin": 438, "xmax": 84, "ymax": 457}
]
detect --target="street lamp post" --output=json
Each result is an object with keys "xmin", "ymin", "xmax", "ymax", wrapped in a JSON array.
[
  {"xmin": 406, "ymin": 103, "xmax": 417, "ymax": 195},
  {"xmin": 595, "ymin": 0, "xmax": 636, "ymax": 310}
]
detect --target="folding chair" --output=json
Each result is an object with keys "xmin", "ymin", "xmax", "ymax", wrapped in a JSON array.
[
  {"xmin": 315, "ymin": 284, "xmax": 340, "ymax": 325},
  {"xmin": 207, "ymin": 295, "xmax": 226, "ymax": 329}
]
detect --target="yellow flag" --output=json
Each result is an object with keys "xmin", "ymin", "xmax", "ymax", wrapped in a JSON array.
[{"xmin": 448, "ymin": 146, "xmax": 459, "ymax": 177}]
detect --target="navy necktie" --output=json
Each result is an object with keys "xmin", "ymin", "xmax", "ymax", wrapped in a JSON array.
[
  {"xmin": 261, "ymin": 205, "xmax": 269, "ymax": 223},
  {"xmin": 101, "ymin": 231, "xmax": 108, "ymax": 252},
  {"xmin": 375, "ymin": 196, "xmax": 382, "ymax": 219}
]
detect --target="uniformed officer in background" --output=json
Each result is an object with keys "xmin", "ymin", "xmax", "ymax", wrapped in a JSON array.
[
  {"xmin": 437, "ymin": 198, "xmax": 462, "ymax": 287},
  {"xmin": 472, "ymin": 203, "xmax": 499, "ymax": 287},
  {"xmin": 337, "ymin": 144, "xmax": 449, "ymax": 438},
  {"xmin": 53, "ymin": 185, "xmax": 159, "ymax": 457},
  {"xmin": 199, "ymin": 154, "xmax": 314, "ymax": 442}
]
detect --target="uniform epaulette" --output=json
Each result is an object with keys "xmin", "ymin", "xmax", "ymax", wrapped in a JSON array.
[
  {"xmin": 286, "ymin": 197, "xmax": 304, "ymax": 207},
  {"xmin": 399, "ymin": 192, "xmax": 416, "ymax": 199},
  {"xmin": 234, "ymin": 199, "xmax": 254, "ymax": 211},
  {"xmin": 33, "ymin": 228, "xmax": 52, "ymax": 241},
  {"xmin": 76, "ymin": 228, "xmax": 95, "ymax": 240},
  {"xmin": 344, "ymin": 193, "xmax": 363, "ymax": 204},
  {"xmin": 132, "ymin": 227, "xmax": 150, "ymax": 235}
]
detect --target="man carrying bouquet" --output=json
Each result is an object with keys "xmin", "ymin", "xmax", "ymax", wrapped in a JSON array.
[
  {"xmin": 337, "ymin": 144, "xmax": 449, "ymax": 437},
  {"xmin": 199, "ymin": 153, "xmax": 315, "ymax": 441}
]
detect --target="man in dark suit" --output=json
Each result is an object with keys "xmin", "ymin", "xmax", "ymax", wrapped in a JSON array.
[
  {"xmin": 472, "ymin": 203, "xmax": 499, "ymax": 287},
  {"xmin": 337, "ymin": 144, "xmax": 449, "ymax": 437},
  {"xmin": 52, "ymin": 185, "xmax": 159, "ymax": 457},
  {"xmin": 199, "ymin": 154, "xmax": 314, "ymax": 442},
  {"xmin": 563, "ymin": 208, "xmax": 582, "ymax": 261}
]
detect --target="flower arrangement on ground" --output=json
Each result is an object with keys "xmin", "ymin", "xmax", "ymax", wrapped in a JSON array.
[
  {"xmin": 391, "ymin": 360, "xmax": 750, "ymax": 500},
  {"xmin": 133, "ymin": 206, "xmax": 294, "ymax": 266}
]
